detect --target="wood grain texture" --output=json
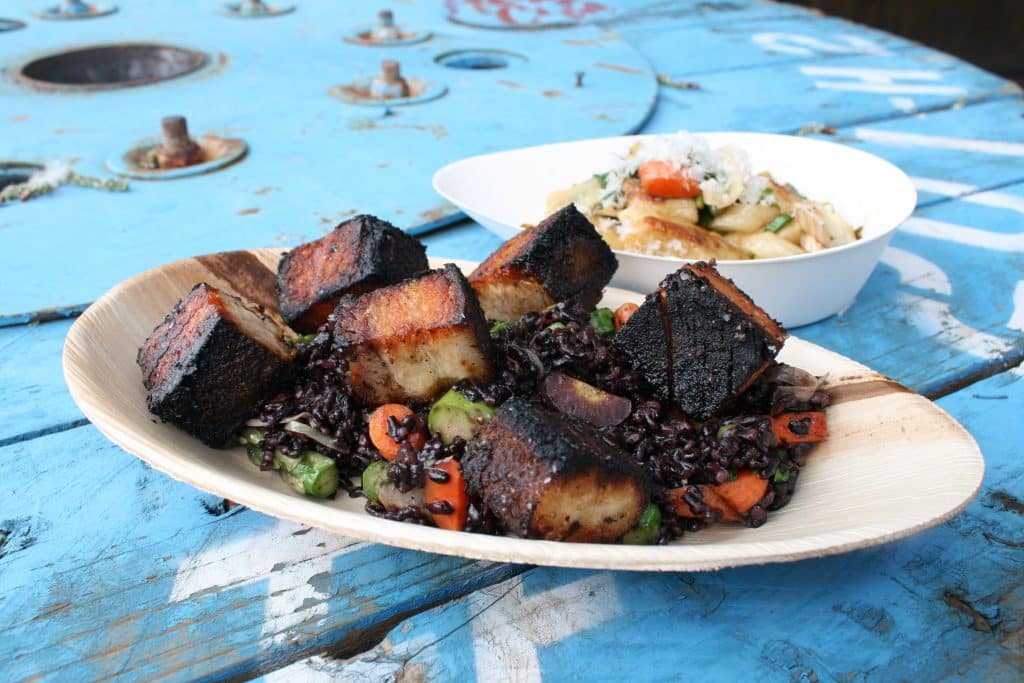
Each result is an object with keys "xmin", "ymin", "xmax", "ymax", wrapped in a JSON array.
[{"xmin": 63, "ymin": 250, "xmax": 983, "ymax": 572}]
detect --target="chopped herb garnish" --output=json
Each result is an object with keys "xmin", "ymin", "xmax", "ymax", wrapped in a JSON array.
[
  {"xmin": 758, "ymin": 187, "xmax": 775, "ymax": 202},
  {"xmin": 772, "ymin": 469, "xmax": 790, "ymax": 483},
  {"xmin": 594, "ymin": 172, "xmax": 609, "ymax": 189},
  {"xmin": 764, "ymin": 214, "xmax": 794, "ymax": 233},
  {"xmin": 727, "ymin": 471, "xmax": 738, "ymax": 482},
  {"xmin": 547, "ymin": 322, "xmax": 567, "ymax": 331},
  {"xmin": 703, "ymin": 172, "xmax": 717, "ymax": 181},
  {"xmin": 784, "ymin": 182, "xmax": 806, "ymax": 199},
  {"xmin": 489, "ymin": 321, "xmax": 510, "ymax": 333},
  {"xmin": 776, "ymin": 448, "xmax": 790, "ymax": 462},
  {"xmin": 697, "ymin": 202, "xmax": 718, "ymax": 228}
]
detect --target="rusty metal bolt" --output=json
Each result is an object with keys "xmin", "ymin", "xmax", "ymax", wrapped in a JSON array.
[
  {"xmin": 373, "ymin": 9, "xmax": 402, "ymax": 42},
  {"xmin": 238, "ymin": 0, "xmax": 269, "ymax": 14},
  {"xmin": 369, "ymin": 59, "xmax": 410, "ymax": 99},
  {"xmin": 154, "ymin": 115, "xmax": 202, "ymax": 169},
  {"xmin": 60, "ymin": 0, "xmax": 92, "ymax": 15}
]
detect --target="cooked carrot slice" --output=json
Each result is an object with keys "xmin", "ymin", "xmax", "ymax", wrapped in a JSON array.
[
  {"xmin": 771, "ymin": 411, "xmax": 828, "ymax": 445},
  {"xmin": 663, "ymin": 485, "xmax": 741, "ymax": 522},
  {"xmin": 613, "ymin": 302, "xmax": 639, "ymax": 330},
  {"xmin": 424, "ymin": 458, "xmax": 469, "ymax": 531},
  {"xmin": 637, "ymin": 160, "xmax": 701, "ymax": 199},
  {"xmin": 714, "ymin": 470, "xmax": 769, "ymax": 515},
  {"xmin": 368, "ymin": 404, "xmax": 425, "ymax": 460}
]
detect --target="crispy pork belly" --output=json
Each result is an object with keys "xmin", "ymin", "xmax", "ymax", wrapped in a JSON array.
[
  {"xmin": 468, "ymin": 204, "xmax": 617, "ymax": 321},
  {"xmin": 462, "ymin": 398, "xmax": 647, "ymax": 542},
  {"xmin": 276, "ymin": 215, "xmax": 428, "ymax": 332},
  {"xmin": 331, "ymin": 264, "xmax": 494, "ymax": 404},
  {"xmin": 137, "ymin": 283, "xmax": 296, "ymax": 447},
  {"xmin": 614, "ymin": 262, "xmax": 786, "ymax": 420}
]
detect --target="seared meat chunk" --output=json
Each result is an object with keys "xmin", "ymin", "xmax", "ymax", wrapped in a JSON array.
[
  {"xmin": 468, "ymin": 204, "xmax": 617, "ymax": 321},
  {"xmin": 462, "ymin": 398, "xmax": 647, "ymax": 542},
  {"xmin": 615, "ymin": 262, "xmax": 786, "ymax": 420},
  {"xmin": 138, "ymin": 283, "xmax": 296, "ymax": 447},
  {"xmin": 277, "ymin": 215, "xmax": 428, "ymax": 332},
  {"xmin": 332, "ymin": 264, "xmax": 494, "ymax": 404}
]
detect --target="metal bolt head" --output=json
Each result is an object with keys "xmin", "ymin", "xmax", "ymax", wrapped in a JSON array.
[
  {"xmin": 370, "ymin": 60, "xmax": 410, "ymax": 99},
  {"xmin": 61, "ymin": 0, "xmax": 92, "ymax": 14},
  {"xmin": 161, "ymin": 116, "xmax": 191, "ymax": 149},
  {"xmin": 156, "ymin": 115, "xmax": 202, "ymax": 168}
]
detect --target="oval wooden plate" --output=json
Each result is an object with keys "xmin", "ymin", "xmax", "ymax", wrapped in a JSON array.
[{"xmin": 63, "ymin": 250, "xmax": 984, "ymax": 571}]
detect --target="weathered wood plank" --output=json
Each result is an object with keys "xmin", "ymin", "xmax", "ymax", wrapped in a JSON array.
[
  {"xmin": 0, "ymin": 319, "xmax": 84, "ymax": 446},
  {"xmin": 0, "ymin": 426, "xmax": 524, "ymax": 683},
  {"xmin": 260, "ymin": 365, "xmax": 1024, "ymax": 682},
  {"xmin": 820, "ymin": 98, "xmax": 1024, "ymax": 206},
  {"xmin": 0, "ymin": 3, "xmax": 658, "ymax": 323},
  {"xmin": 798, "ymin": 178, "xmax": 1024, "ymax": 395}
]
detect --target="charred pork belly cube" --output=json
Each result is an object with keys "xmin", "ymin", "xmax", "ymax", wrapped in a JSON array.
[
  {"xmin": 332, "ymin": 264, "xmax": 494, "ymax": 404},
  {"xmin": 462, "ymin": 397, "xmax": 647, "ymax": 542},
  {"xmin": 277, "ymin": 215, "xmax": 428, "ymax": 333},
  {"xmin": 137, "ymin": 283, "xmax": 296, "ymax": 448},
  {"xmin": 468, "ymin": 204, "xmax": 617, "ymax": 322},
  {"xmin": 615, "ymin": 262, "xmax": 786, "ymax": 421}
]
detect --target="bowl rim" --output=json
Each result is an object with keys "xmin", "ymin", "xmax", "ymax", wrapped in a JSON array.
[{"xmin": 433, "ymin": 130, "xmax": 918, "ymax": 266}]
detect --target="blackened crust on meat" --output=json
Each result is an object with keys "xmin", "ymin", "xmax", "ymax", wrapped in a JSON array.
[
  {"xmin": 331, "ymin": 264, "xmax": 495, "ymax": 404},
  {"xmin": 614, "ymin": 262, "xmax": 786, "ymax": 420},
  {"xmin": 468, "ymin": 204, "xmax": 617, "ymax": 321},
  {"xmin": 138, "ymin": 283, "xmax": 296, "ymax": 448},
  {"xmin": 276, "ymin": 215, "xmax": 428, "ymax": 332},
  {"xmin": 462, "ymin": 398, "xmax": 647, "ymax": 542}
]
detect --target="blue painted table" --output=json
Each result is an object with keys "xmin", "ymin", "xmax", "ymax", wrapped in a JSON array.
[{"xmin": 2, "ymin": 2, "xmax": 1021, "ymax": 681}]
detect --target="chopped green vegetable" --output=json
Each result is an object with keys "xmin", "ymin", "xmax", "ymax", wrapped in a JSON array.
[
  {"xmin": 274, "ymin": 451, "xmax": 302, "ymax": 473},
  {"xmin": 427, "ymin": 388, "xmax": 496, "ymax": 444},
  {"xmin": 246, "ymin": 446, "xmax": 265, "ymax": 468},
  {"xmin": 361, "ymin": 460, "xmax": 390, "ymax": 503},
  {"xmin": 281, "ymin": 451, "xmax": 339, "ymax": 498},
  {"xmin": 547, "ymin": 322, "xmax": 567, "ymax": 331},
  {"xmin": 772, "ymin": 468, "xmax": 791, "ymax": 483},
  {"xmin": 764, "ymin": 214, "xmax": 794, "ymax": 233},
  {"xmin": 716, "ymin": 420, "xmax": 737, "ymax": 439},
  {"xmin": 287, "ymin": 333, "xmax": 316, "ymax": 346},
  {"xmin": 589, "ymin": 308, "xmax": 615, "ymax": 334},
  {"xmin": 490, "ymin": 321, "xmax": 510, "ymax": 333},
  {"xmin": 238, "ymin": 426, "xmax": 267, "ymax": 447},
  {"xmin": 697, "ymin": 202, "xmax": 718, "ymax": 228},
  {"xmin": 622, "ymin": 504, "xmax": 661, "ymax": 545},
  {"xmin": 758, "ymin": 187, "xmax": 775, "ymax": 202},
  {"xmin": 594, "ymin": 172, "xmax": 609, "ymax": 189}
]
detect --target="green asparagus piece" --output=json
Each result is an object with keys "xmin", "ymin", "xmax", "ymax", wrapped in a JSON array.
[
  {"xmin": 361, "ymin": 460, "xmax": 390, "ymax": 503},
  {"xmin": 622, "ymin": 503, "xmax": 662, "ymax": 545}
]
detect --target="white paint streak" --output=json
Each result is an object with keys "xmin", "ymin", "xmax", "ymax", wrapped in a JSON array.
[
  {"xmin": 895, "ymin": 292, "xmax": 1015, "ymax": 360},
  {"xmin": 855, "ymin": 129, "xmax": 1024, "ymax": 156},
  {"xmin": 881, "ymin": 248, "xmax": 1015, "ymax": 360},
  {"xmin": 800, "ymin": 66, "xmax": 966, "ymax": 96},
  {"xmin": 170, "ymin": 520, "xmax": 360, "ymax": 649},
  {"xmin": 471, "ymin": 573, "xmax": 622, "ymax": 683},
  {"xmin": 879, "ymin": 247, "xmax": 952, "ymax": 295},
  {"xmin": 752, "ymin": 32, "xmax": 890, "ymax": 57},
  {"xmin": 1009, "ymin": 281, "xmax": 1024, "ymax": 332},
  {"xmin": 889, "ymin": 96, "xmax": 916, "ymax": 112},
  {"xmin": 901, "ymin": 216, "xmax": 1024, "ymax": 252},
  {"xmin": 912, "ymin": 177, "xmax": 1024, "ymax": 214}
]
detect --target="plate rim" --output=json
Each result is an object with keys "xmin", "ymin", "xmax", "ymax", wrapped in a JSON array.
[{"xmin": 62, "ymin": 248, "xmax": 985, "ymax": 571}]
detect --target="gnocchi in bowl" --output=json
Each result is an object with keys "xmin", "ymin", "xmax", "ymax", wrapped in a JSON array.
[{"xmin": 433, "ymin": 132, "xmax": 916, "ymax": 327}]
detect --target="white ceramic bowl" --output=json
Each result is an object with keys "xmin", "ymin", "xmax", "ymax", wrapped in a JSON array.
[{"xmin": 433, "ymin": 132, "xmax": 917, "ymax": 327}]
